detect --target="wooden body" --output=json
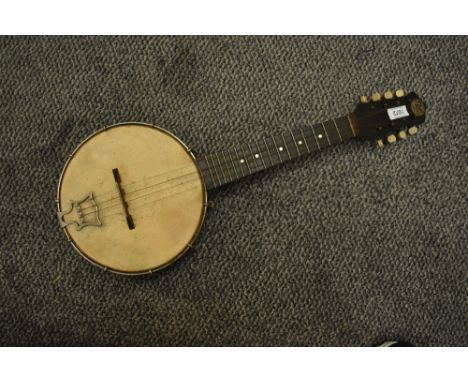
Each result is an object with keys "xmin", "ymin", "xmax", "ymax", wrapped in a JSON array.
[{"xmin": 57, "ymin": 123, "xmax": 207, "ymax": 274}]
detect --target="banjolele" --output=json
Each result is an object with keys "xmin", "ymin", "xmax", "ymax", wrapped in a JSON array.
[{"xmin": 57, "ymin": 89, "xmax": 427, "ymax": 275}]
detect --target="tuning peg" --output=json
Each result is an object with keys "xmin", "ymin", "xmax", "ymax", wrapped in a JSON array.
[
  {"xmin": 398, "ymin": 130, "xmax": 407, "ymax": 139},
  {"xmin": 360, "ymin": 95, "xmax": 369, "ymax": 103},
  {"xmin": 376, "ymin": 139, "xmax": 384, "ymax": 148},
  {"xmin": 395, "ymin": 89, "xmax": 405, "ymax": 98},
  {"xmin": 384, "ymin": 91, "xmax": 393, "ymax": 100},
  {"xmin": 371, "ymin": 92, "xmax": 381, "ymax": 102},
  {"xmin": 387, "ymin": 134, "xmax": 397, "ymax": 144},
  {"xmin": 408, "ymin": 126, "xmax": 418, "ymax": 135}
]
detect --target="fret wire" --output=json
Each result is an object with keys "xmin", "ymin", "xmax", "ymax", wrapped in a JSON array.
[
  {"xmin": 206, "ymin": 155, "xmax": 221, "ymax": 187},
  {"xmin": 221, "ymin": 151, "xmax": 233, "ymax": 182},
  {"xmin": 263, "ymin": 136, "xmax": 274, "ymax": 167},
  {"xmin": 215, "ymin": 152, "xmax": 228, "ymax": 184},
  {"xmin": 281, "ymin": 133, "xmax": 292, "ymax": 160},
  {"xmin": 289, "ymin": 128, "xmax": 301, "ymax": 156},
  {"xmin": 321, "ymin": 122, "xmax": 332, "ymax": 145},
  {"xmin": 300, "ymin": 129, "xmax": 311, "ymax": 154},
  {"xmin": 271, "ymin": 134, "xmax": 283, "ymax": 162},
  {"xmin": 255, "ymin": 141, "xmax": 267, "ymax": 169},
  {"xmin": 217, "ymin": 152, "xmax": 228, "ymax": 183},
  {"xmin": 310, "ymin": 125, "xmax": 321, "ymax": 150},
  {"xmin": 242, "ymin": 146, "xmax": 252, "ymax": 174},
  {"xmin": 337, "ymin": 116, "xmax": 354, "ymax": 140},
  {"xmin": 347, "ymin": 115, "xmax": 357, "ymax": 137},
  {"xmin": 234, "ymin": 147, "xmax": 245, "ymax": 177},
  {"xmin": 247, "ymin": 143, "xmax": 257, "ymax": 172},
  {"xmin": 247, "ymin": 143, "xmax": 258, "ymax": 173},
  {"xmin": 228, "ymin": 150, "xmax": 240, "ymax": 179},
  {"xmin": 333, "ymin": 119, "xmax": 343, "ymax": 142}
]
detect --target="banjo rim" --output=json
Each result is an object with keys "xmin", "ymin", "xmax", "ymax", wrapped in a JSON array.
[{"xmin": 56, "ymin": 122, "xmax": 208, "ymax": 275}]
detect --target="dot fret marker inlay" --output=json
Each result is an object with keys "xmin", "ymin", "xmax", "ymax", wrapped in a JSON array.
[
  {"xmin": 318, "ymin": 134, "xmax": 323, "ymax": 139},
  {"xmin": 298, "ymin": 140, "xmax": 303, "ymax": 145},
  {"xmin": 240, "ymin": 159, "xmax": 245, "ymax": 164},
  {"xmin": 254, "ymin": 154, "xmax": 259, "ymax": 159},
  {"xmin": 279, "ymin": 147, "xmax": 284, "ymax": 151}
]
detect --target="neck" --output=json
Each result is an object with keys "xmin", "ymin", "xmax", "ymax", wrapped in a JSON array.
[{"xmin": 197, "ymin": 114, "xmax": 356, "ymax": 190}]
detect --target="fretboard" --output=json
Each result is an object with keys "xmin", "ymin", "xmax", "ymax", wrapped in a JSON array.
[{"xmin": 197, "ymin": 115, "xmax": 356, "ymax": 190}]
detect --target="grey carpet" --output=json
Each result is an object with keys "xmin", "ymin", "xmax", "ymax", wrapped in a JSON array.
[{"xmin": 0, "ymin": 36, "xmax": 466, "ymax": 346}]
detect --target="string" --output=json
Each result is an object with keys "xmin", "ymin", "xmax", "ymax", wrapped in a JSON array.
[
  {"xmin": 78, "ymin": 125, "xmax": 343, "ymax": 217},
  {"xmin": 79, "ymin": 166, "xmax": 200, "ymax": 214},
  {"xmin": 95, "ymin": 180, "xmax": 201, "ymax": 221},
  {"xmin": 76, "ymin": 116, "xmax": 363, "ymax": 220},
  {"xmin": 79, "ymin": 162, "xmax": 200, "ymax": 209},
  {"xmin": 115, "ymin": 105, "xmax": 399, "ymax": 214},
  {"xmin": 80, "ymin": 172, "xmax": 201, "ymax": 218},
  {"xmin": 77, "ymin": 107, "xmax": 392, "ymax": 215},
  {"xmin": 78, "ymin": 136, "xmax": 291, "ymax": 214}
]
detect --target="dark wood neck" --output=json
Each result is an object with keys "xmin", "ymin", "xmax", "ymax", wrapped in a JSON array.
[{"xmin": 197, "ymin": 115, "xmax": 356, "ymax": 190}]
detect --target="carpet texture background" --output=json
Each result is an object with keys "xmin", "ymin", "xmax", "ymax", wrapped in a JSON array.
[{"xmin": 0, "ymin": 36, "xmax": 466, "ymax": 346}]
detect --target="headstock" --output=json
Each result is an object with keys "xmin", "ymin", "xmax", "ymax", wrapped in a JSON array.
[{"xmin": 351, "ymin": 89, "xmax": 426, "ymax": 147}]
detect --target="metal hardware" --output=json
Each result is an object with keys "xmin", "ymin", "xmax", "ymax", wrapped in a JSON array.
[
  {"xmin": 205, "ymin": 201, "xmax": 215, "ymax": 208},
  {"xmin": 408, "ymin": 126, "xmax": 418, "ymax": 135},
  {"xmin": 57, "ymin": 192, "xmax": 102, "ymax": 231},
  {"xmin": 384, "ymin": 91, "xmax": 393, "ymax": 100},
  {"xmin": 387, "ymin": 134, "xmax": 397, "ymax": 143}
]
